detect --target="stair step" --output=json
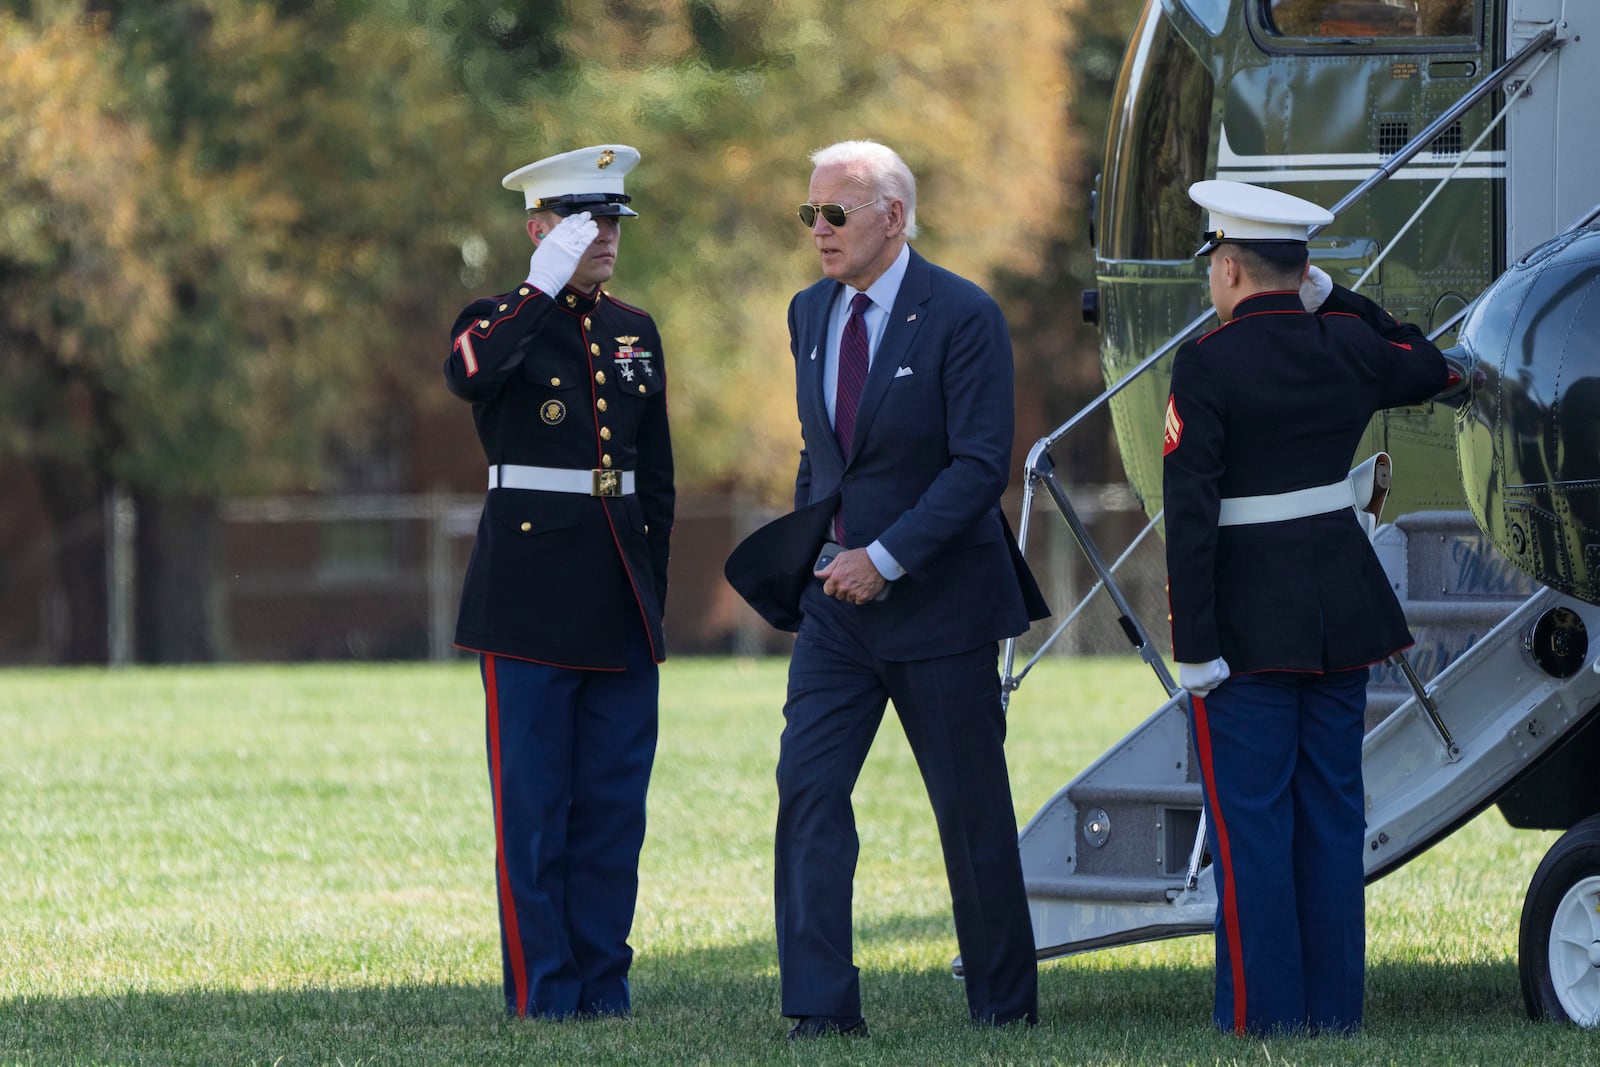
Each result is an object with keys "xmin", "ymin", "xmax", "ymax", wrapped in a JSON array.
[
  {"xmin": 1402, "ymin": 598, "xmax": 1526, "ymax": 628},
  {"xmin": 1393, "ymin": 510, "xmax": 1540, "ymax": 602},
  {"xmin": 1068, "ymin": 782, "xmax": 1202, "ymax": 806},
  {"xmin": 1025, "ymin": 873, "xmax": 1188, "ymax": 903}
]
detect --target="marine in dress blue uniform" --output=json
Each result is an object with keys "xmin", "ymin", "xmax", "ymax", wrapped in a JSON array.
[
  {"xmin": 443, "ymin": 144, "xmax": 673, "ymax": 1019},
  {"xmin": 1163, "ymin": 181, "xmax": 1448, "ymax": 1035},
  {"xmin": 755, "ymin": 141, "xmax": 1048, "ymax": 1040}
]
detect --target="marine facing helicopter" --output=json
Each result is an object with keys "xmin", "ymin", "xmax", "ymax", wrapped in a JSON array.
[{"xmin": 997, "ymin": 0, "xmax": 1600, "ymax": 1027}]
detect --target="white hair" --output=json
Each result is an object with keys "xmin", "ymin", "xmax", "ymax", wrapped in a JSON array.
[{"xmin": 809, "ymin": 140, "xmax": 919, "ymax": 239}]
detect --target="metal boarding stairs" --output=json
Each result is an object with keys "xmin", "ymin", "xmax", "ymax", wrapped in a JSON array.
[{"xmin": 998, "ymin": 25, "xmax": 1600, "ymax": 964}]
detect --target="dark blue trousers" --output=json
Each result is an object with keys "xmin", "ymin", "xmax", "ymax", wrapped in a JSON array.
[
  {"xmin": 774, "ymin": 589, "xmax": 1038, "ymax": 1025},
  {"xmin": 1189, "ymin": 667, "xmax": 1369, "ymax": 1035},
  {"xmin": 480, "ymin": 614, "xmax": 658, "ymax": 1019}
]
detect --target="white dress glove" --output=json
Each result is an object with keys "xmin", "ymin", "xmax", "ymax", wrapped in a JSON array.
[
  {"xmin": 524, "ymin": 210, "xmax": 597, "ymax": 296},
  {"xmin": 1299, "ymin": 263, "xmax": 1333, "ymax": 313},
  {"xmin": 1179, "ymin": 657, "xmax": 1231, "ymax": 698}
]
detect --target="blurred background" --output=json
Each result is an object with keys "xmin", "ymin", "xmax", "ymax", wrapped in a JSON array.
[{"xmin": 0, "ymin": 0, "xmax": 1162, "ymax": 665}]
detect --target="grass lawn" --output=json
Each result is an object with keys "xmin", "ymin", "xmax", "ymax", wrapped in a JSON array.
[{"xmin": 0, "ymin": 656, "xmax": 1592, "ymax": 1065}]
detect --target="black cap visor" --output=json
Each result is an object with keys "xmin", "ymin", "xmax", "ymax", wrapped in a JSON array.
[
  {"xmin": 530, "ymin": 192, "xmax": 637, "ymax": 218},
  {"xmin": 1194, "ymin": 230, "xmax": 1226, "ymax": 257},
  {"xmin": 1195, "ymin": 234, "xmax": 1309, "ymax": 263}
]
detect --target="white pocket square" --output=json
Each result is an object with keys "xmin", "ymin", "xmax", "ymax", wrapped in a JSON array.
[{"xmin": 894, "ymin": 366, "xmax": 914, "ymax": 378}]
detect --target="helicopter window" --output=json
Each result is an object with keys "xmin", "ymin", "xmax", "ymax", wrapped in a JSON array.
[{"xmin": 1264, "ymin": 0, "xmax": 1476, "ymax": 39}]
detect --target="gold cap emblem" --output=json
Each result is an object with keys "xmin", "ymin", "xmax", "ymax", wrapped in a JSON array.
[{"xmin": 597, "ymin": 149, "xmax": 616, "ymax": 169}]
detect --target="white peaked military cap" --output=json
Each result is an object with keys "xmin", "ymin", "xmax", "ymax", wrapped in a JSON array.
[
  {"xmin": 1189, "ymin": 179, "xmax": 1335, "ymax": 256},
  {"xmin": 502, "ymin": 144, "xmax": 641, "ymax": 217}
]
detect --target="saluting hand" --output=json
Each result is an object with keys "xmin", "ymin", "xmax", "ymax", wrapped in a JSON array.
[
  {"xmin": 525, "ymin": 210, "xmax": 598, "ymax": 296},
  {"xmin": 1299, "ymin": 263, "xmax": 1333, "ymax": 313},
  {"xmin": 816, "ymin": 547, "xmax": 887, "ymax": 606}
]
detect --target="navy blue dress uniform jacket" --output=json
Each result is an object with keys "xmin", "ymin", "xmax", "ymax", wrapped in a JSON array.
[
  {"xmin": 1163, "ymin": 284, "xmax": 1447, "ymax": 673},
  {"xmin": 788, "ymin": 248, "xmax": 1047, "ymax": 658},
  {"xmin": 444, "ymin": 282, "xmax": 674, "ymax": 669}
]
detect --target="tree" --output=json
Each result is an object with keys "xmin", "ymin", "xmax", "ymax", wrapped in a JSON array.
[
  {"xmin": 0, "ymin": 2, "xmax": 498, "ymax": 660},
  {"xmin": 2, "ymin": 0, "xmax": 1142, "ymax": 661},
  {"xmin": 1, "ymin": 9, "xmax": 190, "ymax": 661}
]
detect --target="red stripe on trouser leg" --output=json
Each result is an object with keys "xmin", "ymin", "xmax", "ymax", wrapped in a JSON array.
[
  {"xmin": 486, "ymin": 655, "xmax": 529, "ymax": 1015},
  {"xmin": 1191, "ymin": 692, "xmax": 1248, "ymax": 1035}
]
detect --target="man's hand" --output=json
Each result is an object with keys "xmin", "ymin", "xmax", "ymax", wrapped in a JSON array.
[
  {"xmin": 1178, "ymin": 657, "xmax": 1231, "ymax": 697},
  {"xmin": 1299, "ymin": 263, "xmax": 1333, "ymax": 313},
  {"xmin": 525, "ymin": 210, "xmax": 597, "ymax": 295},
  {"xmin": 816, "ymin": 547, "xmax": 887, "ymax": 606}
]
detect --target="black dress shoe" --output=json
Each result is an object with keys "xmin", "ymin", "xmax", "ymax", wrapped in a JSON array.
[{"xmin": 785, "ymin": 1015, "xmax": 870, "ymax": 1040}]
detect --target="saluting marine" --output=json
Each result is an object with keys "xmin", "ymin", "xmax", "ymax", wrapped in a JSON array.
[
  {"xmin": 1163, "ymin": 180, "xmax": 1448, "ymax": 1036},
  {"xmin": 443, "ymin": 144, "xmax": 674, "ymax": 1020}
]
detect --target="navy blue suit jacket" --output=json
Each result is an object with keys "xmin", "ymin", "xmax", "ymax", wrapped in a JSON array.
[{"xmin": 787, "ymin": 248, "xmax": 1046, "ymax": 660}]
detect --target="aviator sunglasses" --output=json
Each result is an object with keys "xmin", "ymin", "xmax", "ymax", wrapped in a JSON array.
[{"xmin": 797, "ymin": 199, "xmax": 881, "ymax": 227}]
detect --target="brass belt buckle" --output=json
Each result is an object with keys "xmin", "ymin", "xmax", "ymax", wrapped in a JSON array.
[{"xmin": 592, "ymin": 469, "xmax": 623, "ymax": 497}]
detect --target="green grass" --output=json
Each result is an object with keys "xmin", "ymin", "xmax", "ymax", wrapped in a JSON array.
[{"xmin": 0, "ymin": 657, "xmax": 1592, "ymax": 1065}]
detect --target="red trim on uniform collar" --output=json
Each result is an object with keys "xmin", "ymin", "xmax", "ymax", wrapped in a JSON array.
[{"xmin": 1197, "ymin": 290, "xmax": 1308, "ymax": 344}]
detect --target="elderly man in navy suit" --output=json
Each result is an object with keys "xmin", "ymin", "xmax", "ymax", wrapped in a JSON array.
[{"xmin": 771, "ymin": 139, "xmax": 1048, "ymax": 1039}]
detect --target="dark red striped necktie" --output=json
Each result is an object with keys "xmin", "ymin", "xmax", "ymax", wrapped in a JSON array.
[{"xmin": 834, "ymin": 292, "xmax": 872, "ymax": 460}]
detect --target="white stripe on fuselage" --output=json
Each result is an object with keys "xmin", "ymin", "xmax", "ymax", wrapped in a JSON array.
[{"xmin": 1217, "ymin": 127, "xmax": 1505, "ymax": 182}]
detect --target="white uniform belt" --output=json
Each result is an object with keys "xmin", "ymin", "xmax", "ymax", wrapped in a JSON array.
[
  {"xmin": 488, "ymin": 464, "xmax": 635, "ymax": 496},
  {"xmin": 1217, "ymin": 478, "xmax": 1358, "ymax": 526}
]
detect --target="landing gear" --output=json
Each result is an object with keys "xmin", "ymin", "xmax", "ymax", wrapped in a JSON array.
[{"xmin": 1520, "ymin": 814, "xmax": 1600, "ymax": 1026}]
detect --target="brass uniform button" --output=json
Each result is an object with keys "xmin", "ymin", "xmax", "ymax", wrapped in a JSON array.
[
  {"xmin": 590, "ymin": 342, "xmax": 601, "ymax": 356},
  {"xmin": 583, "ymin": 317, "xmax": 592, "ymax": 329},
  {"xmin": 595, "ymin": 370, "xmax": 607, "ymax": 385},
  {"xmin": 600, "ymin": 427, "xmax": 611, "ymax": 441},
  {"xmin": 550, "ymin": 377, "xmax": 561, "ymax": 387},
  {"xmin": 638, "ymin": 384, "xmax": 647, "ymax": 394},
  {"xmin": 479, "ymin": 319, "xmax": 490, "ymax": 328},
  {"xmin": 519, "ymin": 521, "xmax": 532, "ymax": 532},
  {"xmin": 602, "ymin": 454, "xmax": 613, "ymax": 468},
  {"xmin": 498, "ymin": 303, "xmax": 507, "ymax": 312},
  {"xmin": 518, "ymin": 286, "xmax": 530, "ymax": 296},
  {"xmin": 597, "ymin": 398, "xmax": 608, "ymax": 412}
]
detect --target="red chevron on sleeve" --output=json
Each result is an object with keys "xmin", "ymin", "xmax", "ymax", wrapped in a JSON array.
[{"xmin": 1163, "ymin": 394, "xmax": 1183, "ymax": 456}]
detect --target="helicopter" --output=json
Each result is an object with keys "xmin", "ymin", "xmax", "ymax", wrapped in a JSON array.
[{"xmin": 998, "ymin": 0, "xmax": 1600, "ymax": 1027}]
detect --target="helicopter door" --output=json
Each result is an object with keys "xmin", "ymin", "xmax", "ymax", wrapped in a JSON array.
[{"xmin": 1504, "ymin": 1, "xmax": 1600, "ymax": 261}]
